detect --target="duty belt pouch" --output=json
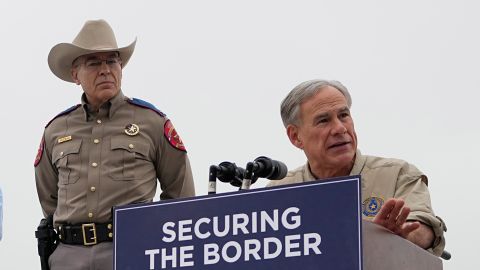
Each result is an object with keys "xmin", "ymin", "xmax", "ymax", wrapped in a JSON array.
[{"xmin": 35, "ymin": 215, "xmax": 58, "ymax": 270}]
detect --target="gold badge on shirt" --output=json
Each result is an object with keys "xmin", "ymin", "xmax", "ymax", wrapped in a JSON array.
[
  {"xmin": 57, "ymin": 135, "xmax": 72, "ymax": 144},
  {"xmin": 125, "ymin": 124, "xmax": 140, "ymax": 136}
]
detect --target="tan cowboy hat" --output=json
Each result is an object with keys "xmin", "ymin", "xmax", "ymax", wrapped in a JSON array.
[{"xmin": 48, "ymin": 19, "xmax": 136, "ymax": 83}]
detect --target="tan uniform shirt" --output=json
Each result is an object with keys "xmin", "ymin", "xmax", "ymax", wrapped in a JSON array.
[
  {"xmin": 35, "ymin": 91, "xmax": 195, "ymax": 225},
  {"xmin": 267, "ymin": 150, "xmax": 446, "ymax": 256}
]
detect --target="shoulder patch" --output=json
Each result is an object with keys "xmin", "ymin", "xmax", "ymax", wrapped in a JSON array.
[
  {"xmin": 127, "ymin": 98, "xmax": 166, "ymax": 117},
  {"xmin": 34, "ymin": 136, "xmax": 45, "ymax": 167},
  {"xmin": 164, "ymin": 119, "xmax": 186, "ymax": 152},
  {"xmin": 45, "ymin": 104, "xmax": 81, "ymax": 128}
]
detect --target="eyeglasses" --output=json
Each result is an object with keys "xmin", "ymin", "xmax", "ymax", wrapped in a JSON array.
[{"xmin": 82, "ymin": 57, "xmax": 122, "ymax": 70}]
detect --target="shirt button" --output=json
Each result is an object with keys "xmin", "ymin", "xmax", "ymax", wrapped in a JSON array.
[
  {"xmin": 91, "ymin": 162, "xmax": 98, "ymax": 167},
  {"xmin": 88, "ymin": 212, "xmax": 93, "ymax": 218},
  {"xmin": 93, "ymin": 139, "xmax": 100, "ymax": 144},
  {"xmin": 108, "ymin": 232, "xmax": 113, "ymax": 238},
  {"xmin": 96, "ymin": 119, "xmax": 102, "ymax": 124},
  {"xmin": 60, "ymin": 151, "xmax": 64, "ymax": 156},
  {"xmin": 128, "ymin": 144, "xmax": 134, "ymax": 149},
  {"xmin": 90, "ymin": 186, "xmax": 96, "ymax": 192}
]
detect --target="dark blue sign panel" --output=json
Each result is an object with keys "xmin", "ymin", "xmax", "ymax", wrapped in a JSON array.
[{"xmin": 114, "ymin": 176, "xmax": 362, "ymax": 270}]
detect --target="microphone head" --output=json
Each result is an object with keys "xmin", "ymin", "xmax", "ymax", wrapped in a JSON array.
[
  {"xmin": 270, "ymin": 160, "xmax": 288, "ymax": 180},
  {"xmin": 235, "ymin": 166, "xmax": 246, "ymax": 180},
  {"xmin": 230, "ymin": 177, "xmax": 243, "ymax": 187},
  {"xmin": 217, "ymin": 162, "xmax": 245, "ymax": 184},
  {"xmin": 253, "ymin": 156, "xmax": 288, "ymax": 180}
]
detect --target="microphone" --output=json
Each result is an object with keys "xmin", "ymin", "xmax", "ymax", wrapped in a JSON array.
[
  {"xmin": 229, "ymin": 169, "xmax": 259, "ymax": 187},
  {"xmin": 209, "ymin": 162, "xmax": 246, "ymax": 194},
  {"xmin": 216, "ymin": 162, "xmax": 245, "ymax": 184},
  {"xmin": 251, "ymin": 156, "xmax": 288, "ymax": 180},
  {"xmin": 229, "ymin": 177, "xmax": 244, "ymax": 188},
  {"xmin": 241, "ymin": 156, "xmax": 288, "ymax": 190}
]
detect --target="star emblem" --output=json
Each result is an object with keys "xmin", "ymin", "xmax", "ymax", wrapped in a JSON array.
[{"xmin": 125, "ymin": 123, "xmax": 140, "ymax": 136}]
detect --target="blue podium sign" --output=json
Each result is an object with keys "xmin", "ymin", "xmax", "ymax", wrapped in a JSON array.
[{"xmin": 114, "ymin": 176, "xmax": 362, "ymax": 270}]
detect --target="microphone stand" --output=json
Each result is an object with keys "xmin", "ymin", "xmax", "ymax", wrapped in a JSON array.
[
  {"xmin": 208, "ymin": 165, "xmax": 218, "ymax": 195},
  {"xmin": 241, "ymin": 162, "xmax": 258, "ymax": 190}
]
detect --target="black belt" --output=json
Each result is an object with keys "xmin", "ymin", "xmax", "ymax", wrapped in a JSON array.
[{"xmin": 58, "ymin": 223, "xmax": 113, "ymax": 246}]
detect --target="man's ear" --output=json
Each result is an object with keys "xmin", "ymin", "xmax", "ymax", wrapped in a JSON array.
[
  {"xmin": 287, "ymin": 124, "xmax": 303, "ymax": 149},
  {"xmin": 71, "ymin": 67, "xmax": 80, "ymax": 85}
]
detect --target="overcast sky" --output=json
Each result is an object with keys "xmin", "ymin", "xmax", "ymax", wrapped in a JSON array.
[{"xmin": 0, "ymin": 1, "xmax": 478, "ymax": 269}]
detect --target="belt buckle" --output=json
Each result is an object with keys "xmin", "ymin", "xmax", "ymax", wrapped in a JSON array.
[{"xmin": 82, "ymin": 223, "xmax": 97, "ymax": 246}]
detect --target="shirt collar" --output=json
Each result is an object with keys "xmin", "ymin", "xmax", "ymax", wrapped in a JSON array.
[
  {"xmin": 81, "ymin": 90, "xmax": 126, "ymax": 121},
  {"xmin": 108, "ymin": 90, "xmax": 126, "ymax": 118},
  {"xmin": 303, "ymin": 162, "xmax": 316, "ymax": 181},
  {"xmin": 349, "ymin": 149, "xmax": 366, "ymax": 176},
  {"xmin": 303, "ymin": 149, "xmax": 365, "ymax": 179}
]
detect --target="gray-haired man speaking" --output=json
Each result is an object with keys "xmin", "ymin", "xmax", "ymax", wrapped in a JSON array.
[{"xmin": 268, "ymin": 79, "xmax": 446, "ymax": 256}]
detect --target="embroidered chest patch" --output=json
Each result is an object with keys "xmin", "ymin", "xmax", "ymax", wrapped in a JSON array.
[{"xmin": 362, "ymin": 197, "xmax": 384, "ymax": 217}]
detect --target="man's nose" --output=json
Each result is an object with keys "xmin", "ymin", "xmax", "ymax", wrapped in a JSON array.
[
  {"xmin": 332, "ymin": 118, "xmax": 347, "ymax": 135},
  {"xmin": 99, "ymin": 61, "xmax": 111, "ymax": 75}
]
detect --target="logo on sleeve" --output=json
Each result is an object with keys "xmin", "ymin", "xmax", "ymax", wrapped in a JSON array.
[
  {"xmin": 362, "ymin": 197, "xmax": 384, "ymax": 217},
  {"xmin": 34, "ymin": 137, "xmax": 45, "ymax": 167},
  {"xmin": 164, "ymin": 120, "xmax": 186, "ymax": 152}
]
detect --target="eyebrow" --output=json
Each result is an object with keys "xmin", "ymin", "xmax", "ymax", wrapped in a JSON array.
[
  {"xmin": 338, "ymin": 107, "xmax": 350, "ymax": 114},
  {"xmin": 312, "ymin": 106, "xmax": 350, "ymax": 122},
  {"xmin": 312, "ymin": 112, "xmax": 329, "ymax": 122}
]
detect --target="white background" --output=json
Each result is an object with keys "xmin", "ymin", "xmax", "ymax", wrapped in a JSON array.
[{"xmin": 0, "ymin": 1, "xmax": 477, "ymax": 269}]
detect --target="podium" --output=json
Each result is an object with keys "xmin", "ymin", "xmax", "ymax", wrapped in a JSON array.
[
  {"xmin": 113, "ymin": 176, "xmax": 442, "ymax": 270},
  {"xmin": 363, "ymin": 222, "xmax": 442, "ymax": 270}
]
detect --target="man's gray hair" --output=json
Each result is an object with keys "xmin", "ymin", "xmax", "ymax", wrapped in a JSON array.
[{"xmin": 280, "ymin": 79, "xmax": 352, "ymax": 127}]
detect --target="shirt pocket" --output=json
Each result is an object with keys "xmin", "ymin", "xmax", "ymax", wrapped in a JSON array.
[
  {"xmin": 52, "ymin": 139, "xmax": 82, "ymax": 185},
  {"xmin": 109, "ymin": 136, "xmax": 150, "ymax": 180}
]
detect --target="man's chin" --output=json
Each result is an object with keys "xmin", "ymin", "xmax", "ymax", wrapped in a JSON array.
[{"xmin": 332, "ymin": 152, "xmax": 355, "ymax": 165}]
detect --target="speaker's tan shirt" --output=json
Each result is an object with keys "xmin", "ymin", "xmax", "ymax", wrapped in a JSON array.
[
  {"xmin": 35, "ymin": 91, "xmax": 195, "ymax": 225},
  {"xmin": 267, "ymin": 150, "xmax": 446, "ymax": 256}
]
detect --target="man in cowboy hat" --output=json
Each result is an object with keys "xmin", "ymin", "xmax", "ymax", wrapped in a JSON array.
[
  {"xmin": 35, "ymin": 19, "xmax": 195, "ymax": 269},
  {"xmin": 267, "ymin": 79, "xmax": 447, "ymax": 256}
]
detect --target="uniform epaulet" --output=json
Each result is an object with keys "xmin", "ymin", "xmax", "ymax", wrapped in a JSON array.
[
  {"xmin": 127, "ymin": 97, "xmax": 166, "ymax": 117},
  {"xmin": 45, "ymin": 104, "xmax": 81, "ymax": 128}
]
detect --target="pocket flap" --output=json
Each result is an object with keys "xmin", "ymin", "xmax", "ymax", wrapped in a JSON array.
[
  {"xmin": 52, "ymin": 139, "xmax": 82, "ymax": 163},
  {"xmin": 111, "ymin": 136, "xmax": 149, "ymax": 157}
]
